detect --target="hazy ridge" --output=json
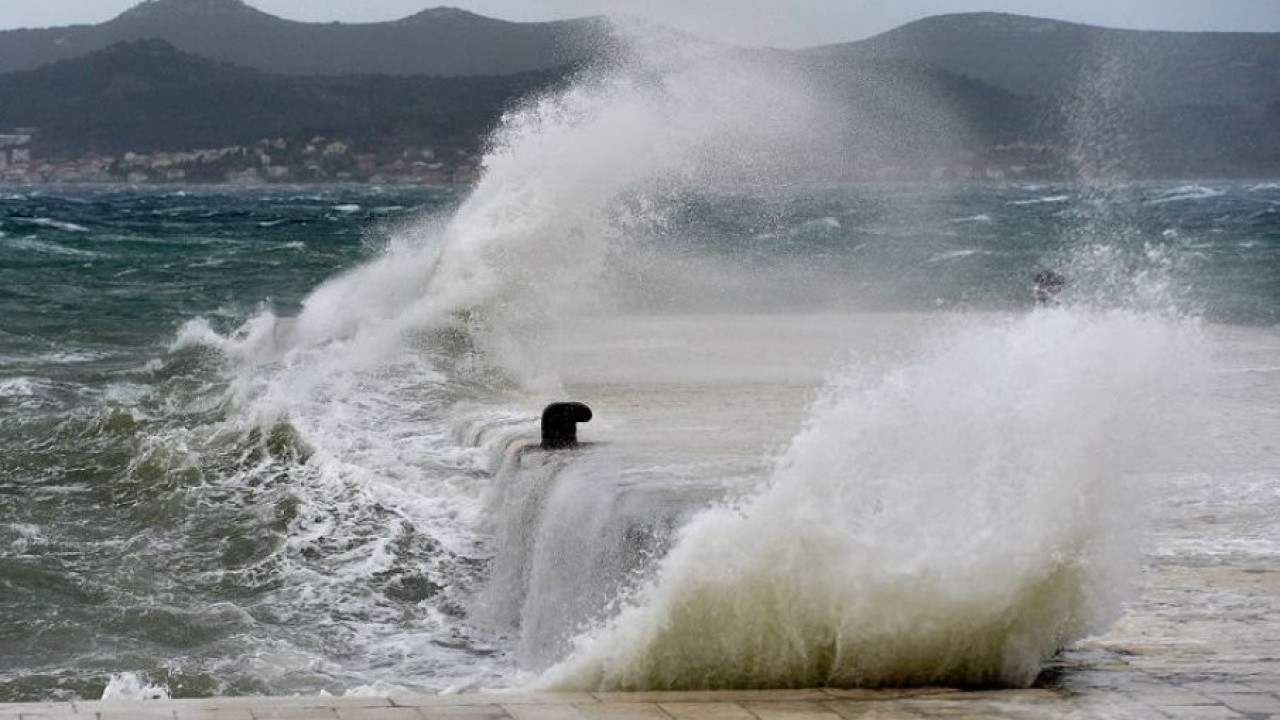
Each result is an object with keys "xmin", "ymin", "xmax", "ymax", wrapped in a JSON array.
[
  {"xmin": 0, "ymin": 0, "xmax": 603, "ymax": 77},
  {"xmin": 0, "ymin": 2, "xmax": 1277, "ymax": 180}
]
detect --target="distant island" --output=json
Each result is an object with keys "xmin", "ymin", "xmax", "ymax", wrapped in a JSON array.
[{"xmin": 0, "ymin": 0, "xmax": 1277, "ymax": 184}]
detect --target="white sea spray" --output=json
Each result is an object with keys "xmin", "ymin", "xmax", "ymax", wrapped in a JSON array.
[{"xmin": 538, "ymin": 309, "xmax": 1210, "ymax": 690}]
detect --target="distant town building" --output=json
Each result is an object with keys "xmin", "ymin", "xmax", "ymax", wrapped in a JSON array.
[
  {"xmin": 0, "ymin": 131, "xmax": 526, "ymax": 186},
  {"xmin": 0, "ymin": 128, "xmax": 35, "ymax": 170}
]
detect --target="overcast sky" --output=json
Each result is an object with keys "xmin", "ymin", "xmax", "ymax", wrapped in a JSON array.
[{"xmin": 3, "ymin": 0, "xmax": 1278, "ymax": 47}]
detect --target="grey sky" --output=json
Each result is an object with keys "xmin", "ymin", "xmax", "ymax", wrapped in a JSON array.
[{"xmin": 2, "ymin": 0, "xmax": 1278, "ymax": 47}]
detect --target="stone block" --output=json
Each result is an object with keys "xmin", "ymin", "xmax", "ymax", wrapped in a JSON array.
[
  {"xmin": 337, "ymin": 707, "xmax": 428, "ymax": 720},
  {"xmin": 251, "ymin": 707, "xmax": 339, "ymax": 719},
  {"xmin": 656, "ymin": 702, "xmax": 755, "ymax": 720},
  {"xmin": 1142, "ymin": 690, "xmax": 1221, "ymax": 707},
  {"xmin": 608, "ymin": 693, "xmax": 828, "ymax": 705},
  {"xmin": 75, "ymin": 700, "xmax": 177, "ymax": 719},
  {"xmin": 1156, "ymin": 705, "xmax": 1245, "ymax": 720},
  {"xmin": 741, "ymin": 700, "xmax": 845, "ymax": 720},
  {"xmin": 815, "ymin": 701, "xmax": 925, "ymax": 720},
  {"xmin": 97, "ymin": 710, "xmax": 178, "ymax": 720},
  {"xmin": 570, "ymin": 702, "xmax": 673, "ymax": 720},
  {"xmin": 416, "ymin": 703, "xmax": 512, "ymax": 720},
  {"xmin": 1073, "ymin": 702, "xmax": 1171, "ymax": 720},
  {"xmin": 1208, "ymin": 692, "xmax": 1280, "ymax": 714},
  {"xmin": 504, "ymin": 704, "xmax": 589, "ymax": 720},
  {"xmin": 174, "ymin": 706, "xmax": 256, "ymax": 720},
  {"xmin": 1178, "ymin": 683, "xmax": 1259, "ymax": 696},
  {"xmin": 1240, "ymin": 680, "xmax": 1280, "ymax": 694},
  {"xmin": 911, "ymin": 690, "xmax": 1060, "ymax": 702},
  {"xmin": 398, "ymin": 695, "xmax": 594, "ymax": 709},
  {"xmin": 820, "ymin": 689, "xmax": 952, "ymax": 702},
  {"xmin": 894, "ymin": 699, "xmax": 1011, "ymax": 718}
]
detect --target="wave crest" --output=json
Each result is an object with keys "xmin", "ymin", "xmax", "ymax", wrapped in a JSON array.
[{"xmin": 538, "ymin": 309, "xmax": 1209, "ymax": 690}]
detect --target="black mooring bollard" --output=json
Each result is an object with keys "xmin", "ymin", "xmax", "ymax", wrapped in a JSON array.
[{"xmin": 541, "ymin": 402, "xmax": 592, "ymax": 449}]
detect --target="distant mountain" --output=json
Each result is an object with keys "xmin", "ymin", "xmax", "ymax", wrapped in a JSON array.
[
  {"xmin": 805, "ymin": 13, "xmax": 1280, "ymax": 176},
  {"xmin": 1, "ymin": 10, "xmax": 1277, "ymax": 179},
  {"xmin": 0, "ymin": 39, "xmax": 568, "ymax": 158},
  {"xmin": 0, "ymin": 0, "xmax": 606, "ymax": 76},
  {"xmin": 806, "ymin": 13, "xmax": 1280, "ymax": 107},
  {"xmin": 793, "ymin": 55, "xmax": 1041, "ymax": 168},
  {"xmin": 0, "ymin": 36, "xmax": 1039, "ymax": 180}
]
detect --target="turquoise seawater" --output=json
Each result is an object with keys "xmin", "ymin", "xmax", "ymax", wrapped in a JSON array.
[{"xmin": 0, "ymin": 181, "xmax": 1278, "ymax": 700}]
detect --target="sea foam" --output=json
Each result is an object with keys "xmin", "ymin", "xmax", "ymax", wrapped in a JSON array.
[{"xmin": 538, "ymin": 308, "xmax": 1209, "ymax": 690}]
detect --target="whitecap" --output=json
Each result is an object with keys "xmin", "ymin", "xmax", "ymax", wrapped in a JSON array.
[
  {"xmin": 1220, "ymin": 366, "xmax": 1280, "ymax": 375},
  {"xmin": 169, "ymin": 316, "xmax": 233, "ymax": 353},
  {"xmin": 1009, "ymin": 195, "xmax": 1070, "ymax": 206},
  {"xmin": 0, "ymin": 377, "xmax": 40, "ymax": 397},
  {"xmin": 1148, "ymin": 185, "xmax": 1225, "ymax": 204},
  {"xmin": 1, "ymin": 236, "xmax": 98, "ymax": 257},
  {"xmin": 33, "ymin": 350, "xmax": 104, "ymax": 364},
  {"xmin": 343, "ymin": 681, "xmax": 411, "ymax": 697},
  {"xmin": 21, "ymin": 217, "xmax": 91, "ymax": 233},
  {"xmin": 926, "ymin": 248, "xmax": 985, "ymax": 263}
]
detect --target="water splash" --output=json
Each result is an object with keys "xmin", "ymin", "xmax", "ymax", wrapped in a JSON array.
[
  {"xmin": 154, "ymin": 22, "xmax": 835, "ymax": 693},
  {"xmin": 100, "ymin": 673, "xmax": 170, "ymax": 701},
  {"xmin": 198, "ymin": 26, "xmax": 822, "ymax": 393},
  {"xmin": 538, "ymin": 308, "xmax": 1210, "ymax": 690}
]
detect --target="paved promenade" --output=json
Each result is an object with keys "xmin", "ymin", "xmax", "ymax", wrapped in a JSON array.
[{"xmin": 3, "ymin": 673, "xmax": 1279, "ymax": 720}]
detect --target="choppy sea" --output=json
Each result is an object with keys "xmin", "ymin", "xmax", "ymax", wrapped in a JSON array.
[{"xmin": 2, "ymin": 178, "xmax": 1277, "ymax": 701}]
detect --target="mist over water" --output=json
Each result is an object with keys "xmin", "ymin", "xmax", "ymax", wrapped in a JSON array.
[{"xmin": 214, "ymin": 25, "xmax": 828, "ymax": 384}]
